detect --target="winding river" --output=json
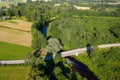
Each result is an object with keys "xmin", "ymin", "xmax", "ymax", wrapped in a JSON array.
[
  {"xmin": 66, "ymin": 56, "xmax": 99, "ymax": 80},
  {"xmin": 42, "ymin": 25, "xmax": 99, "ymax": 79}
]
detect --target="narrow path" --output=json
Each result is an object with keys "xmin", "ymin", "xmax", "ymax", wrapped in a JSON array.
[
  {"xmin": 0, "ymin": 60, "xmax": 25, "ymax": 65},
  {"xmin": 66, "ymin": 56, "xmax": 99, "ymax": 80}
]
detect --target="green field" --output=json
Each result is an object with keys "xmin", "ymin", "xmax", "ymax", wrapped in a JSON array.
[
  {"xmin": 0, "ymin": 65, "xmax": 30, "ymax": 80},
  {"xmin": 0, "ymin": 42, "xmax": 32, "ymax": 60}
]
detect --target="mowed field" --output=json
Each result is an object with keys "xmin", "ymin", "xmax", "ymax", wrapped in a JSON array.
[
  {"xmin": 0, "ymin": 20, "xmax": 32, "ymax": 32},
  {"xmin": 0, "ymin": 42, "xmax": 32, "ymax": 60},
  {"xmin": 0, "ymin": 65, "xmax": 30, "ymax": 80},
  {"xmin": 0, "ymin": 20, "xmax": 33, "ymax": 47}
]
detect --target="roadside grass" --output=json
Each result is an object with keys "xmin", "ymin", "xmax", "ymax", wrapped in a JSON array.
[
  {"xmin": 0, "ymin": 42, "xmax": 32, "ymax": 60},
  {"xmin": 0, "ymin": 27, "xmax": 31, "ymax": 47},
  {"xmin": 0, "ymin": 65, "xmax": 30, "ymax": 80}
]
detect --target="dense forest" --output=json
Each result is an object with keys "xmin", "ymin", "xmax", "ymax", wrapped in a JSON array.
[
  {"xmin": 0, "ymin": 1, "xmax": 120, "ymax": 19},
  {"xmin": 0, "ymin": 0, "xmax": 120, "ymax": 80},
  {"xmin": 27, "ymin": 50, "xmax": 85, "ymax": 80},
  {"xmin": 47, "ymin": 17, "xmax": 120, "ymax": 49}
]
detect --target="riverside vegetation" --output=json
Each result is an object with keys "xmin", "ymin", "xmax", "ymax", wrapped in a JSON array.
[
  {"xmin": 73, "ymin": 47, "xmax": 120, "ymax": 80},
  {"xmin": 0, "ymin": 0, "xmax": 120, "ymax": 80}
]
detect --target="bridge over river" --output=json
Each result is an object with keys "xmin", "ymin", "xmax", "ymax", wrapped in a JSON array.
[{"xmin": 61, "ymin": 43, "xmax": 120, "ymax": 57}]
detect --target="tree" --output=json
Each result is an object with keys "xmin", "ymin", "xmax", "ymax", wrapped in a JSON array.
[
  {"xmin": 31, "ymin": 22, "xmax": 46, "ymax": 50},
  {"xmin": 31, "ymin": 29, "xmax": 46, "ymax": 50},
  {"xmin": 27, "ymin": 54, "xmax": 48, "ymax": 80},
  {"xmin": 45, "ymin": 38, "xmax": 63, "ymax": 54},
  {"xmin": 27, "ymin": 0, "xmax": 32, "ymax": 3}
]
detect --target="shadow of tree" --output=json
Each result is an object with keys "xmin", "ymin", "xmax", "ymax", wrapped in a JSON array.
[
  {"xmin": 33, "ymin": 49, "xmax": 40, "ymax": 58},
  {"xmin": 30, "ymin": 51, "xmax": 79, "ymax": 80},
  {"xmin": 86, "ymin": 44, "xmax": 92, "ymax": 57},
  {"xmin": 56, "ymin": 61, "xmax": 71, "ymax": 79},
  {"xmin": 44, "ymin": 59, "xmax": 56, "ymax": 80},
  {"xmin": 71, "ymin": 71, "xmax": 78, "ymax": 80}
]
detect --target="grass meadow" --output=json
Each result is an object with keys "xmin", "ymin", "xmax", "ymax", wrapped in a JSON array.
[
  {"xmin": 0, "ymin": 65, "xmax": 30, "ymax": 80},
  {"xmin": 0, "ymin": 42, "xmax": 32, "ymax": 60}
]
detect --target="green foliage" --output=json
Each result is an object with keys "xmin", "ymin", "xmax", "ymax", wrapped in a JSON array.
[
  {"xmin": 31, "ymin": 22, "xmax": 46, "ymax": 50},
  {"xmin": 53, "ymin": 67, "xmax": 67, "ymax": 80},
  {"xmin": 1, "ymin": 2, "xmax": 120, "ymax": 80},
  {"xmin": 109, "ymin": 24, "xmax": 120, "ymax": 40},
  {"xmin": 31, "ymin": 29, "xmax": 46, "ymax": 50},
  {"xmin": 48, "ymin": 17, "xmax": 120, "ymax": 50},
  {"xmin": 53, "ymin": 0, "xmax": 120, "ymax": 3},
  {"xmin": 0, "ymin": 41, "xmax": 32, "ymax": 60},
  {"xmin": 24, "ymin": 2, "xmax": 54, "ymax": 22},
  {"xmin": 45, "ymin": 38, "xmax": 63, "ymax": 54},
  {"xmin": 1, "ymin": 0, "xmax": 120, "ymax": 21},
  {"xmin": 28, "ymin": 55, "xmax": 48, "ymax": 80},
  {"xmin": 28, "ymin": 52, "xmax": 83, "ymax": 80},
  {"xmin": 74, "ymin": 47, "xmax": 120, "ymax": 80}
]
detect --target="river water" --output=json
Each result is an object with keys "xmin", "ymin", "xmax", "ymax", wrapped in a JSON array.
[
  {"xmin": 41, "ymin": 26, "xmax": 48, "ymax": 37},
  {"xmin": 66, "ymin": 56, "xmax": 99, "ymax": 80}
]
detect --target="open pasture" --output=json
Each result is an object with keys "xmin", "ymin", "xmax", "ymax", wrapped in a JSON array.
[
  {"xmin": 0, "ymin": 65, "xmax": 30, "ymax": 80},
  {"xmin": 0, "ymin": 42, "xmax": 32, "ymax": 60}
]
